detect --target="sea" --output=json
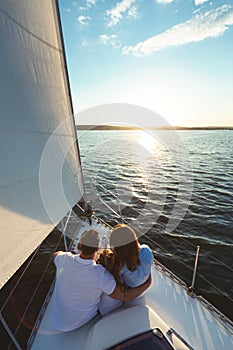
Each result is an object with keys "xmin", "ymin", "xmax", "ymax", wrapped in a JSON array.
[{"xmin": 1, "ymin": 129, "xmax": 233, "ymax": 349}]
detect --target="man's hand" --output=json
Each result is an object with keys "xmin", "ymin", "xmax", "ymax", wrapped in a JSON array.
[{"xmin": 109, "ymin": 273, "xmax": 152, "ymax": 302}]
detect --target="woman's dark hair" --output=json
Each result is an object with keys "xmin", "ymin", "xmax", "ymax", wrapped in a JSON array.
[
  {"xmin": 98, "ymin": 224, "xmax": 140, "ymax": 288},
  {"xmin": 77, "ymin": 229, "xmax": 99, "ymax": 256}
]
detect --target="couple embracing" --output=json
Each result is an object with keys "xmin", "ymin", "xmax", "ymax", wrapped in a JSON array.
[{"xmin": 51, "ymin": 224, "xmax": 153, "ymax": 332}]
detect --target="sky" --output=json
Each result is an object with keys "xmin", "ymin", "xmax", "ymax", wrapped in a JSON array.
[{"xmin": 58, "ymin": 0, "xmax": 233, "ymax": 127}]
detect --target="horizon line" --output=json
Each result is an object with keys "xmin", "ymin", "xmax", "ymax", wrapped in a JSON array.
[{"xmin": 76, "ymin": 125, "xmax": 233, "ymax": 130}]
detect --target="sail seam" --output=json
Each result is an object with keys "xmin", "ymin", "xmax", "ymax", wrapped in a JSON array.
[{"xmin": 0, "ymin": 8, "xmax": 61, "ymax": 52}]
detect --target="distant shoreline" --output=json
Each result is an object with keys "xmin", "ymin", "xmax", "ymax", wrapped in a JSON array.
[{"xmin": 76, "ymin": 125, "xmax": 233, "ymax": 131}]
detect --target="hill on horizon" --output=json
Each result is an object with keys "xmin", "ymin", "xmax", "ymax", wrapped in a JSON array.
[{"xmin": 76, "ymin": 125, "xmax": 233, "ymax": 131}]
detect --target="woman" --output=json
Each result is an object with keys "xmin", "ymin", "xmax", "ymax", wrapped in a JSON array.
[{"xmin": 98, "ymin": 224, "xmax": 153, "ymax": 315}]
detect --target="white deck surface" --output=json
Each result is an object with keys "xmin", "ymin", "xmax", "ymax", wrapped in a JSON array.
[
  {"xmin": 30, "ymin": 219, "xmax": 233, "ymax": 350},
  {"xmin": 30, "ymin": 292, "xmax": 187, "ymax": 349}
]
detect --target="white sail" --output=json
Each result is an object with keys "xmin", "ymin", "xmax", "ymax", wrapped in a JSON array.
[{"xmin": 0, "ymin": 0, "xmax": 83, "ymax": 289}]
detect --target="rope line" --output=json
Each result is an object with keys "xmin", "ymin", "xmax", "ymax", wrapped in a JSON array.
[
  {"xmin": 0, "ymin": 246, "xmax": 40, "ymax": 314},
  {"xmin": 164, "ymin": 231, "xmax": 233, "ymax": 273},
  {"xmin": 11, "ymin": 233, "xmax": 64, "ymax": 342},
  {"xmin": 130, "ymin": 220, "xmax": 233, "ymax": 304},
  {"xmin": 6, "ymin": 231, "xmax": 65, "ymax": 350},
  {"xmin": 143, "ymin": 233, "xmax": 233, "ymax": 303},
  {"xmin": 195, "ymin": 271, "xmax": 233, "ymax": 303}
]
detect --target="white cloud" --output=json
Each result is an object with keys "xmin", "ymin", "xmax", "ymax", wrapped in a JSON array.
[
  {"xmin": 81, "ymin": 39, "xmax": 90, "ymax": 47},
  {"xmin": 79, "ymin": 0, "xmax": 97, "ymax": 11},
  {"xmin": 122, "ymin": 5, "xmax": 233, "ymax": 57},
  {"xmin": 127, "ymin": 5, "xmax": 138, "ymax": 19},
  {"xmin": 155, "ymin": 0, "xmax": 174, "ymax": 4},
  {"xmin": 100, "ymin": 34, "xmax": 121, "ymax": 48},
  {"xmin": 87, "ymin": 0, "xmax": 97, "ymax": 5},
  {"xmin": 195, "ymin": 0, "xmax": 208, "ymax": 5},
  {"xmin": 107, "ymin": 0, "xmax": 136, "ymax": 27},
  {"xmin": 77, "ymin": 15, "xmax": 91, "ymax": 25}
]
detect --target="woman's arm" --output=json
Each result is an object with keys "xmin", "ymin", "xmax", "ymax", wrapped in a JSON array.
[{"xmin": 108, "ymin": 274, "xmax": 151, "ymax": 302}]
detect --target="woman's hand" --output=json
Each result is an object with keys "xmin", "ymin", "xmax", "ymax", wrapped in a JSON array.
[{"xmin": 145, "ymin": 273, "xmax": 152, "ymax": 286}]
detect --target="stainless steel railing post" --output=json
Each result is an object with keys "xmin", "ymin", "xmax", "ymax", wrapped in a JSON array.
[{"xmin": 188, "ymin": 245, "xmax": 200, "ymax": 295}]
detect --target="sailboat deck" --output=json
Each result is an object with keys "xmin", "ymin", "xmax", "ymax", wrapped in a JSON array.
[{"xmin": 29, "ymin": 219, "xmax": 233, "ymax": 350}]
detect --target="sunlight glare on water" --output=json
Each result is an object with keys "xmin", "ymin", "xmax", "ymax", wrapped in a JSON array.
[{"xmin": 138, "ymin": 130, "xmax": 159, "ymax": 153}]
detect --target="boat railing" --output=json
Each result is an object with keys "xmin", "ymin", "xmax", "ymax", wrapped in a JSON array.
[
  {"xmin": 152, "ymin": 257, "xmax": 233, "ymax": 334},
  {"xmin": 167, "ymin": 328, "xmax": 195, "ymax": 350},
  {"xmin": 27, "ymin": 282, "xmax": 56, "ymax": 350},
  {"xmin": 187, "ymin": 245, "xmax": 200, "ymax": 295}
]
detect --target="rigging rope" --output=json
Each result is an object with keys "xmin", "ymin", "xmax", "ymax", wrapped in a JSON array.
[
  {"xmin": 10, "ymin": 231, "xmax": 65, "ymax": 343},
  {"xmin": 141, "ymin": 231, "xmax": 233, "ymax": 303},
  {"xmin": 0, "ymin": 246, "xmax": 40, "ymax": 314},
  {"xmin": 194, "ymin": 270, "xmax": 233, "ymax": 304},
  {"xmin": 5, "ymin": 228, "xmax": 69, "ymax": 350}
]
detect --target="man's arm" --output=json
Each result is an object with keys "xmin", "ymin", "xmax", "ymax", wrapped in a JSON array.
[{"xmin": 108, "ymin": 274, "xmax": 151, "ymax": 302}]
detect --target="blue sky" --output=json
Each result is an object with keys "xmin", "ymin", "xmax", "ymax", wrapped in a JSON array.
[{"xmin": 59, "ymin": 0, "xmax": 233, "ymax": 127}]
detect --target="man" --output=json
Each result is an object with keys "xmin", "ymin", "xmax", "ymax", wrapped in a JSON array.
[{"xmin": 51, "ymin": 229, "xmax": 151, "ymax": 331}]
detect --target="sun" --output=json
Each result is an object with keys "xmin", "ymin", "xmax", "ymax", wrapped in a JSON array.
[{"xmin": 138, "ymin": 130, "xmax": 158, "ymax": 153}]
